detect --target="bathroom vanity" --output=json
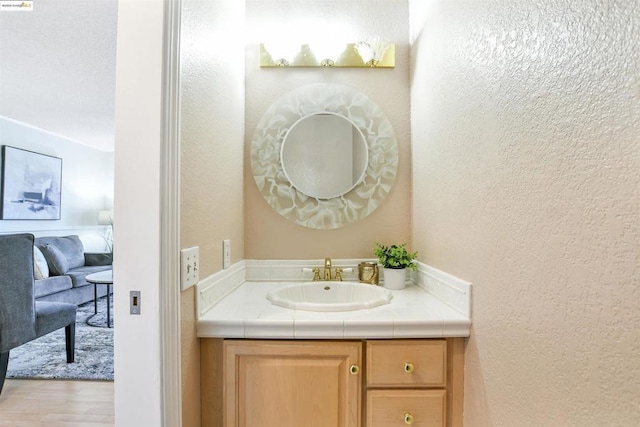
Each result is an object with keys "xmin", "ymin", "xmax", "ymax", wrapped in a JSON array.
[
  {"xmin": 197, "ymin": 261, "xmax": 471, "ymax": 427},
  {"xmin": 202, "ymin": 337, "xmax": 463, "ymax": 427}
]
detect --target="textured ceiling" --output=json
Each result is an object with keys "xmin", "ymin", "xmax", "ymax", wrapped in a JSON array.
[{"xmin": 0, "ymin": 0, "xmax": 117, "ymax": 152}]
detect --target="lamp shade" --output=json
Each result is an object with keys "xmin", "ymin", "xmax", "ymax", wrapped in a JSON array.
[
  {"xmin": 263, "ymin": 42, "xmax": 300, "ymax": 66},
  {"xmin": 355, "ymin": 35, "xmax": 392, "ymax": 66},
  {"xmin": 98, "ymin": 209, "xmax": 114, "ymax": 225},
  {"xmin": 311, "ymin": 41, "xmax": 345, "ymax": 66}
]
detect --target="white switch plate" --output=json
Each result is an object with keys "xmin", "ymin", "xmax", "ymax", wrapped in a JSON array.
[
  {"xmin": 223, "ymin": 239, "xmax": 230, "ymax": 269},
  {"xmin": 180, "ymin": 246, "xmax": 199, "ymax": 290}
]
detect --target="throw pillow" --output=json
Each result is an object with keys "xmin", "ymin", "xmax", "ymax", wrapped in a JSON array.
[
  {"xmin": 41, "ymin": 244, "xmax": 69, "ymax": 276},
  {"xmin": 33, "ymin": 245, "xmax": 50, "ymax": 279},
  {"xmin": 53, "ymin": 235, "xmax": 85, "ymax": 270}
]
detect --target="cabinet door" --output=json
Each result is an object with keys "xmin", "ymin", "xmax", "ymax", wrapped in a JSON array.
[{"xmin": 224, "ymin": 340, "xmax": 362, "ymax": 427}]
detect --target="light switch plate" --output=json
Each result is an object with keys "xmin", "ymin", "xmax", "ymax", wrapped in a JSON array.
[{"xmin": 181, "ymin": 246, "xmax": 200, "ymax": 290}]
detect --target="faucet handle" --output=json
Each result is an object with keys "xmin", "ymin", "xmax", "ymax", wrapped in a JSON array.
[
  {"xmin": 312, "ymin": 267, "xmax": 321, "ymax": 281},
  {"xmin": 335, "ymin": 268, "xmax": 343, "ymax": 281}
]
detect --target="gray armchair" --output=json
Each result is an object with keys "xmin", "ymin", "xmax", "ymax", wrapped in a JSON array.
[{"xmin": 0, "ymin": 233, "xmax": 77, "ymax": 395}]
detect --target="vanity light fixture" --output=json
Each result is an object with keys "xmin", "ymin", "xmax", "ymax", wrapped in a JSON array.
[{"xmin": 260, "ymin": 38, "xmax": 394, "ymax": 68}]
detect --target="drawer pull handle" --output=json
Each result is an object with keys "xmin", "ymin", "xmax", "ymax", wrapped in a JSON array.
[
  {"xmin": 349, "ymin": 364, "xmax": 359, "ymax": 375},
  {"xmin": 404, "ymin": 412, "xmax": 414, "ymax": 425},
  {"xmin": 404, "ymin": 362, "xmax": 414, "ymax": 373}
]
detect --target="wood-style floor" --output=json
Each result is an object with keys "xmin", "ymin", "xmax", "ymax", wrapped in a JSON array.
[{"xmin": 0, "ymin": 379, "xmax": 114, "ymax": 426}]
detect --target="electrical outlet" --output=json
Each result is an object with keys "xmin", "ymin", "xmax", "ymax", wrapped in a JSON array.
[
  {"xmin": 181, "ymin": 246, "xmax": 200, "ymax": 290},
  {"xmin": 223, "ymin": 239, "xmax": 230, "ymax": 269}
]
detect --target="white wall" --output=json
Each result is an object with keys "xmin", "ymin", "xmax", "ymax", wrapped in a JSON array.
[
  {"xmin": 410, "ymin": 1, "xmax": 640, "ymax": 425},
  {"xmin": 0, "ymin": 116, "xmax": 113, "ymax": 251},
  {"xmin": 113, "ymin": 0, "xmax": 165, "ymax": 425}
]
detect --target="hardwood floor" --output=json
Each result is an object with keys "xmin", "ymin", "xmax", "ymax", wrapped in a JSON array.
[{"xmin": 0, "ymin": 379, "xmax": 114, "ymax": 426}]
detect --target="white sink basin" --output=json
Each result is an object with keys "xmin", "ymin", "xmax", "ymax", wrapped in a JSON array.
[{"xmin": 267, "ymin": 281, "xmax": 393, "ymax": 312}]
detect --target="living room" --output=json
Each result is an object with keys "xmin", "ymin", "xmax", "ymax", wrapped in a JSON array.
[{"xmin": 0, "ymin": 0, "xmax": 117, "ymax": 422}]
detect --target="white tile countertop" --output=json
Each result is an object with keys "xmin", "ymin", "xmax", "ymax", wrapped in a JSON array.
[{"xmin": 197, "ymin": 275, "xmax": 471, "ymax": 339}]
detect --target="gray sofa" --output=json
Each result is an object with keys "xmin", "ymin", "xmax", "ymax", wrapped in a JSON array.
[{"xmin": 33, "ymin": 235, "xmax": 112, "ymax": 305}]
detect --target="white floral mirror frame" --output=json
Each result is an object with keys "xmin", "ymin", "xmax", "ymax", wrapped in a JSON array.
[{"xmin": 250, "ymin": 83, "xmax": 398, "ymax": 229}]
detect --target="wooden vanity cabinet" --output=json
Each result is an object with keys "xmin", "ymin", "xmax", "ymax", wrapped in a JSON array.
[{"xmin": 201, "ymin": 338, "xmax": 464, "ymax": 427}]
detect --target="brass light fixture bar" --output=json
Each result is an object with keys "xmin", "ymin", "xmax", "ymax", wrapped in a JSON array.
[{"xmin": 259, "ymin": 43, "xmax": 395, "ymax": 68}]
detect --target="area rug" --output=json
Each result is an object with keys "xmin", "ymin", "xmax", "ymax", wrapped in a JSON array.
[{"xmin": 6, "ymin": 297, "xmax": 114, "ymax": 381}]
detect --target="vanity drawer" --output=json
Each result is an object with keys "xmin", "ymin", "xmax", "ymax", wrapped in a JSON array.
[
  {"xmin": 366, "ymin": 340, "xmax": 446, "ymax": 387},
  {"xmin": 367, "ymin": 389, "xmax": 446, "ymax": 427}
]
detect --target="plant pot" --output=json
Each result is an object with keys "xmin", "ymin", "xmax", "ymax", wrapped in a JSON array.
[{"xmin": 382, "ymin": 267, "xmax": 406, "ymax": 290}]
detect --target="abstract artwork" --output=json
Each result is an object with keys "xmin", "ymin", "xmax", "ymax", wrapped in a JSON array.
[{"xmin": 1, "ymin": 145, "xmax": 62, "ymax": 220}]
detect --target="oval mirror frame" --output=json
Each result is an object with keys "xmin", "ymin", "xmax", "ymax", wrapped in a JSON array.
[{"xmin": 250, "ymin": 83, "xmax": 398, "ymax": 229}]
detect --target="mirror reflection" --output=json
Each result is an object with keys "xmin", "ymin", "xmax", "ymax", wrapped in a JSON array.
[{"xmin": 281, "ymin": 113, "xmax": 368, "ymax": 199}]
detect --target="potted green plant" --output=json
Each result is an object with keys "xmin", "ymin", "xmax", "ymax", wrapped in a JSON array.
[{"xmin": 374, "ymin": 242, "xmax": 418, "ymax": 290}]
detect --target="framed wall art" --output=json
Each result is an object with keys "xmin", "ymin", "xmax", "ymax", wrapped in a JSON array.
[{"xmin": 1, "ymin": 145, "xmax": 63, "ymax": 220}]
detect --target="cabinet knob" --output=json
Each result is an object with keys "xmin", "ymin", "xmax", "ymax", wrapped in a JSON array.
[
  {"xmin": 349, "ymin": 364, "xmax": 360, "ymax": 375},
  {"xmin": 404, "ymin": 362, "xmax": 414, "ymax": 373},
  {"xmin": 404, "ymin": 411, "xmax": 414, "ymax": 425}
]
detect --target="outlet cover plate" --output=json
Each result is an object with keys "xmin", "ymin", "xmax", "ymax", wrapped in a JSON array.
[
  {"xmin": 181, "ymin": 246, "xmax": 200, "ymax": 290},
  {"xmin": 223, "ymin": 239, "xmax": 231, "ymax": 269}
]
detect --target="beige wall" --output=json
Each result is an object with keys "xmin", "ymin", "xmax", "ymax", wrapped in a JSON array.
[
  {"xmin": 181, "ymin": 2, "xmax": 410, "ymax": 423},
  {"xmin": 410, "ymin": 1, "xmax": 640, "ymax": 425},
  {"xmin": 179, "ymin": 1, "xmax": 245, "ymax": 426},
  {"xmin": 244, "ymin": 0, "xmax": 411, "ymax": 260}
]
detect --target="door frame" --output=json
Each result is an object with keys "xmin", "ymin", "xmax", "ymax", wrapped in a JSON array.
[
  {"xmin": 159, "ymin": 0, "xmax": 182, "ymax": 424},
  {"xmin": 114, "ymin": 0, "xmax": 182, "ymax": 425}
]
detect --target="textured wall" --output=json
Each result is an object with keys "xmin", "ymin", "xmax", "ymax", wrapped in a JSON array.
[
  {"xmin": 410, "ymin": 0, "xmax": 640, "ymax": 425},
  {"xmin": 0, "ymin": 0, "xmax": 117, "ymax": 151},
  {"xmin": 244, "ymin": 0, "xmax": 411, "ymax": 259},
  {"xmin": 179, "ymin": 1, "xmax": 245, "ymax": 426}
]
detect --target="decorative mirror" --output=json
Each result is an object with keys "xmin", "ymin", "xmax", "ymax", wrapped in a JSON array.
[{"xmin": 250, "ymin": 83, "xmax": 398, "ymax": 229}]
